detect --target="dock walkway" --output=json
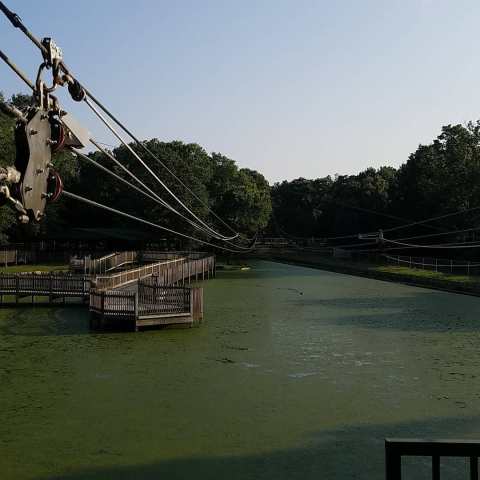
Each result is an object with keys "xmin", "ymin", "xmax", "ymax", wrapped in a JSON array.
[{"xmin": 0, "ymin": 251, "xmax": 215, "ymax": 330}]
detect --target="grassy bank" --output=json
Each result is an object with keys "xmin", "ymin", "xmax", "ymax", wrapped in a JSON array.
[
  {"xmin": 0, "ymin": 263, "xmax": 69, "ymax": 274},
  {"xmin": 260, "ymin": 249, "xmax": 480, "ymax": 296}
]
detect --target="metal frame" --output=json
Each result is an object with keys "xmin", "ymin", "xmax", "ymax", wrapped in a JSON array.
[{"xmin": 385, "ymin": 438, "xmax": 480, "ymax": 480}]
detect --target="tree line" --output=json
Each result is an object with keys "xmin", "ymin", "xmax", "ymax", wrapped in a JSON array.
[
  {"xmin": 0, "ymin": 93, "xmax": 271, "ymax": 247},
  {"xmin": 2, "ymin": 91, "xmax": 480, "ymax": 250},
  {"xmin": 271, "ymin": 122, "xmax": 480, "ymax": 247}
]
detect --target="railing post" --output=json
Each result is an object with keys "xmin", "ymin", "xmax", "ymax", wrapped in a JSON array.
[
  {"xmin": 470, "ymin": 456, "xmax": 478, "ymax": 480},
  {"xmin": 101, "ymin": 291, "xmax": 105, "ymax": 328},
  {"xmin": 385, "ymin": 441, "xmax": 401, "ymax": 480},
  {"xmin": 134, "ymin": 292, "xmax": 139, "ymax": 323},
  {"xmin": 432, "ymin": 455, "xmax": 440, "ymax": 480},
  {"xmin": 15, "ymin": 274, "xmax": 19, "ymax": 304},
  {"xmin": 49, "ymin": 274, "xmax": 53, "ymax": 303}
]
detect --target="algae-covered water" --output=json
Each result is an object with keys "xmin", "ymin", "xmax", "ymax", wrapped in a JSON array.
[{"xmin": 1, "ymin": 260, "xmax": 480, "ymax": 479}]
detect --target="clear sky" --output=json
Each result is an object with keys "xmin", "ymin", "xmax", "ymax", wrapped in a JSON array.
[{"xmin": 3, "ymin": 0, "xmax": 480, "ymax": 184}]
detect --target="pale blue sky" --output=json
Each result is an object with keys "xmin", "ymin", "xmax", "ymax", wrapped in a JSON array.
[{"xmin": 3, "ymin": 0, "xmax": 480, "ymax": 183}]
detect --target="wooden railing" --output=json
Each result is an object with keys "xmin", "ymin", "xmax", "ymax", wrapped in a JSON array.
[
  {"xmin": 89, "ymin": 285, "xmax": 203, "ymax": 322},
  {"xmin": 138, "ymin": 282, "xmax": 190, "ymax": 316},
  {"xmin": 95, "ymin": 257, "xmax": 185, "ymax": 290},
  {"xmin": 0, "ymin": 273, "xmax": 90, "ymax": 297},
  {"xmin": 94, "ymin": 254, "xmax": 215, "ymax": 290},
  {"xmin": 385, "ymin": 438, "xmax": 480, "ymax": 480},
  {"xmin": 90, "ymin": 290, "xmax": 137, "ymax": 318},
  {"xmin": 70, "ymin": 251, "xmax": 137, "ymax": 274}
]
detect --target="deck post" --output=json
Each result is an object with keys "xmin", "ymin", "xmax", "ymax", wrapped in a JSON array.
[
  {"xmin": 101, "ymin": 291, "xmax": 105, "ymax": 329},
  {"xmin": 385, "ymin": 441, "xmax": 401, "ymax": 480},
  {"xmin": 49, "ymin": 274, "xmax": 53, "ymax": 304},
  {"xmin": 134, "ymin": 292, "xmax": 139, "ymax": 331}
]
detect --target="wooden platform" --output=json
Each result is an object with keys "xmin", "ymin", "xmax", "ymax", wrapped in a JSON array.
[{"xmin": 0, "ymin": 251, "xmax": 214, "ymax": 331}]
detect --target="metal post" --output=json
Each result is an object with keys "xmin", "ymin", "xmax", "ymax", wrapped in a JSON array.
[
  {"xmin": 385, "ymin": 441, "xmax": 401, "ymax": 480},
  {"xmin": 470, "ymin": 456, "xmax": 478, "ymax": 480},
  {"xmin": 432, "ymin": 455, "xmax": 440, "ymax": 480}
]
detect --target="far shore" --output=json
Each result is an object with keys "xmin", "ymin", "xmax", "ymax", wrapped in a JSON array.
[{"xmin": 257, "ymin": 249, "xmax": 480, "ymax": 298}]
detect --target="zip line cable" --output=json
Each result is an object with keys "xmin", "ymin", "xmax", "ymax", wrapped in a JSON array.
[
  {"xmin": 73, "ymin": 146, "xmax": 254, "ymax": 250},
  {"xmin": 84, "ymin": 98, "xmax": 239, "ymax": 242},
  {"xmin": 394, "ymin": 226, "xmax": 480, "ymax": 243},
  {"xmin": 327, "ymin": 205, "xmax": 480, "ymax": 244},
  {"xmin": 331, "ymin": 202, "xmax": 445, "ymax": 233},
  {"xmin": 0, "ymin": 46, "xmax": 243, "ymax": 244},
  {"xmin": 381, "ymin": 206, "xmax": 480, "ymax": 234},
  {"xmin": 0, "ymin": 2, "xmax": 246, "ymax": 242},
  {"xmin": 383, "ymin": 238, "xmax": 480, "ymax": 249},
  {"xmin": 87, "ymin": 141, "xmax": 233, "ymax": 240},
  {"xmin": 0, "ymin": 56, "xmax": 251, "ymax": 249},
  {"xmin": 62, "ymin": 191, "xmax": 254, "ymax": 253},
  {"xmin": 79, "ymin": 83, "xmax": 241, "ymax": 237}
]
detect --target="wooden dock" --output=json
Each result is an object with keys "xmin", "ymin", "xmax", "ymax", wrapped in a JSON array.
[
  {"xmin": 0, "ymin": 251, "xmax": 215, "ymax": 330},
  {"xmin": 89, "ymin": 282, "xmax": 203, "ymax": 331}
]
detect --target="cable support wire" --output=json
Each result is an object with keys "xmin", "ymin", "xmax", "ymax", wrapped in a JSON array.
[
  {"xmin": 74, "ymin": 146, "xmax": 253, "ymax": 251},
  {"xmin": 332, "ymin": 202, "xmax": 445, "ymax": 232},
  {"xmin": 84, "ymin": 97, "xmax": 239, "ymax": 242},
  {"xmin": 62, "ymin": 191, "xmax": 254, "ymax": 253},
  {"xmin": 88, "ymin": 141, "xmax": 225, "ymax": 239},
  {"xmin": 394, "ymin": 226, "xmax": 480, "ymax": 242},
  {"xmin": 381, "ymin": 206, "xmax": 480, "ymax": 234},
  {"xmin": 80, "ymin": 88, "xmax": 241, "ymax": 238}
]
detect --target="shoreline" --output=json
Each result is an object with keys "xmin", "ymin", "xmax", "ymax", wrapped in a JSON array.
[{"xmin": 258, "ymin": 252, "xmax": 480, "ymax": 298}]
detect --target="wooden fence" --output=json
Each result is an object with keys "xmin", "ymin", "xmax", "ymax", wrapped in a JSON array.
[
  {"xmin": 0, "ymin": 248, "xmax": 34, "ymax": 266},
  {"xmin": 383, "ymin": 254, "xmax": 480, "ymax": 276}
]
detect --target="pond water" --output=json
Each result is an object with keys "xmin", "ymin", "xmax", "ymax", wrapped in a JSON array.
[{"xmin": 1, "ymin": 260, "xmax": 480, "ymax": 479}]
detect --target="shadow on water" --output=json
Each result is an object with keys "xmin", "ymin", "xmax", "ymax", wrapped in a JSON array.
[
  {"xmin": 291, "ymin": 292, "xmax": 480, "ymax": 332},
  {"xmin": 41, "ymin": 415, "xmax": 480, "ymax": 480},
  {"xmin": 0, "ymin": 307, "xmax": 91, "ymax": 337}
]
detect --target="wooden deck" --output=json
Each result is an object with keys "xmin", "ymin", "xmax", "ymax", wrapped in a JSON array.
[
  {"xmin": 0, "ymin": 251, "xmax": 214, "ymax": 331},
  {"xmin": 89, "ymin": 282, "xmax": 203, "ymax": 331}
]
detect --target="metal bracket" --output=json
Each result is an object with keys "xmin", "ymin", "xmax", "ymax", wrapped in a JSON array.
[
  {"xmin": 15, "ymin": 109, "xmax": 52, "ymax": 221},
  {"xmin": 60, "ymin": 112, "xmax": 90, "ymax": 148}
]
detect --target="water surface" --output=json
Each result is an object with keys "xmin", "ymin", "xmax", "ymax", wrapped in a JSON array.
[{"xmin": 1, "ymin": 261, "xmax": 479, "ymax": 479}]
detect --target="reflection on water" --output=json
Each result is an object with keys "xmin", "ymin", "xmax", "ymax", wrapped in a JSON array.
[{"xmin": 1, "ymin": 261, "xmax": 479, "ymax": 479}]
